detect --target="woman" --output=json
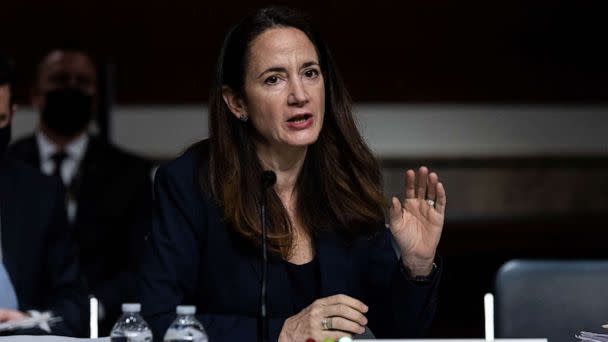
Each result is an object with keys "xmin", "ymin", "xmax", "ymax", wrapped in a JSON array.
[{"xmin": 139, "ymin": 7, "xmax": 446, "ymax": 341}]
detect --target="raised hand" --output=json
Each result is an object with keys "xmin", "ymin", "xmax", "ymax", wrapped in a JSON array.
[{"xmin": 388, "ymin": 166, "xmax": 446, "ymax": 276}]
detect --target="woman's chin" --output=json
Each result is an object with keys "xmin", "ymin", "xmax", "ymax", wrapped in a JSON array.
[
  {"xmin": 294, "ymin": 129, "xmax": 322, "ymax": 143},
  {"xmin": 282, "ymin": 135, "xmax": 319, "ymax": 148}
]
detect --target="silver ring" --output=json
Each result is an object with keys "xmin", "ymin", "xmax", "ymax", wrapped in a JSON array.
[
  {"xmin": 321, "ymin": 317, "xmax": 333, "ymax": 330},
  {"xmin": 426, "ymin": 199, "xmax": 435, "ymax": 207}
]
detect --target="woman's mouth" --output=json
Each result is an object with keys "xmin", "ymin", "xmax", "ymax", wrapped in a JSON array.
[{"xmin": 286, "ymin": 114, "xmax": 314, "ymax": 130}]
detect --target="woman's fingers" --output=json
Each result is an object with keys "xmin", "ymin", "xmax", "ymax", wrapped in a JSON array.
[
  {"xmin": 318, "ymin": 294, "xmax": 368, "ymax": 314},
  {"xmin": 325, "ymin": 316, "xmax": 366, "ymax": 335},
  {"xmin": 416, "ymin": 166, "xmax": 429, "ymax": 200},
  {"xmin": 313, "ymin": 294, "xmax": 368, "ymax": 336},
  {"xmin": 405, "ymin": 166, "xmax": 444, "ymax": 212},
  {"xmin": 427, "ymin": 172, "xmax": 438, "ymax": 202},
  {"xmin": 389, "ymin": 197, "xmax": 403, "ymax": 224},
  {"xmin": 322, "ymin": 303, "xmax": 368, "ymax": 326},
  {"xmin": 404, "ymin": 169, "xmax": 416, "ymax": 199},
  {"xmin": 435, "ymin": 182, "xmax": 447, "ymax": 215}
]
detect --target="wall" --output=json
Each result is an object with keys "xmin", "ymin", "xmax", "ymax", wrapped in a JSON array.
[{"xmin": 12, "ymin": 104, "xmax": 608, "ymax": 159}]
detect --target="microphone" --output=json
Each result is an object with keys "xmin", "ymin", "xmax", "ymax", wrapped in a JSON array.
[{"xmin": 259, "ymin": 170, "xmax": 276, "ymax": 342}]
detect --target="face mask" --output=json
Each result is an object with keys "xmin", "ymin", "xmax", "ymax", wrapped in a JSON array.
[
  {"xmin": 0, "ymin": 123, "xmax": 10, "ymax": 162},
  {"xmin": 41, "ymin": 88, "xmax": 93, "ymax": 137}
]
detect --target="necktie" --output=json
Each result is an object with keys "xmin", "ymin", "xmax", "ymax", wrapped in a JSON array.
[{"xmin": 50, "ymin": 151, "xmax": 68, "ymax": 184}]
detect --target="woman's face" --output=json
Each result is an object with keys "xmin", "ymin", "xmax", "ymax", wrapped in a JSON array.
[{"xmin": 240, "ymin": 27, "xmax": 325, "ymax": 150}]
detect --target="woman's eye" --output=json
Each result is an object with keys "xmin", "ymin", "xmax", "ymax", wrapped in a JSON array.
[
  {"xmin": 264, "ymin": 75, "xmax": 279, "ymax": 85},
  {"xmin": 304, "ymin": 69, "xmax": 320, "ymax": 78}
]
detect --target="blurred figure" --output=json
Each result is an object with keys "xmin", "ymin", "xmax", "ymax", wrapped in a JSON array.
[
  {"xmin": 8, "ymin": 47, "xmax": 153, "ymax": 335},
  {"xmin": 0, "ymin": 53, "xmax": 86, "ymax": 336}
]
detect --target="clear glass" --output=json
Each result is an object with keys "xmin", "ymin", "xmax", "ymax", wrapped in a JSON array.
[
  {"xmin": 110, "ymin": 310, "xmax": 153, "ymax": 342},
  {"xmin": 163, "ymin": 311, "xmax": 208, "ymax": 342}
]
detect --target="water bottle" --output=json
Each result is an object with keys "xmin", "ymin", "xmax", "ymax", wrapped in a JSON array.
[
  {"xmin": 163, "ymin": 305, "xmax": 208, "ymax": 342},
  {"xmin": 110, "ymin": 303, "xmax": 153, "ymax": 342}
]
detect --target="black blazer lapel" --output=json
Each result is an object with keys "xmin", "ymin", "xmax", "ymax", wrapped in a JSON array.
[{"xmin": 8, "ymin": 135, "xmax": 40, "ymax": 169}]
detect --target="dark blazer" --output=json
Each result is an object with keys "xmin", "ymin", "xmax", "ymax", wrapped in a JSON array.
[
  {"xmin": 8, "ymin": 134, "xmax": 153, "ymax": 333},
  {"xmin": 0, "ymin": 159, "xmax": 86, "ymax": 336},
  {"xmin": 138, "ymin": 141, "xmax": 440, "ymax": 341}
]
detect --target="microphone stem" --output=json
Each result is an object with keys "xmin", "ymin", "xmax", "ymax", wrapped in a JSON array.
[
  {"xmin": 260, "ymin": 200, "xmax": 269, "ymax": 342},
  {"xmin": 259, "ymin": 171, "xmax": 275, "ymax": 342}
]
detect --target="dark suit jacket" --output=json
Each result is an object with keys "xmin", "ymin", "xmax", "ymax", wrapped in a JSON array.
[
  {"xmin": 0, "ymin": 159, "xmax": 86, "ymax": 336},
  {"xmin": 138, "ymin": 142, "xmax": 440, "ymax": 341},
  {"xmin": 8, "ymin": 134, "xmax": 153, "ymax": 333}
]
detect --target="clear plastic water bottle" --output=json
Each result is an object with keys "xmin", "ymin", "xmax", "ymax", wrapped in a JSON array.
[
  {"xmin": 110, "ymin": 303, "xmax": 153, "ymax": 342},
  {"xmin": 163, "ymin": 305, "xmax": 208, "ymax": 342}
]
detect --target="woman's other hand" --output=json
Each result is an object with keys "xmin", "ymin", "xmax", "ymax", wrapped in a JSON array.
[{"xmin": 279, "ymin": 294, "xmax": 368, "ymax": 342}]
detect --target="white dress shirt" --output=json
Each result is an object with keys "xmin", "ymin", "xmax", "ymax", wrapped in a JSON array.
[{"xmin": 36, "ymin": 131, "xmax": 89, "ymax": 223}]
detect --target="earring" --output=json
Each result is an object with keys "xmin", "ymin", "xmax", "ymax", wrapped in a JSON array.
[{"xmin": 239, "ymin": 113, "xmax": 249, "ymax": 122}]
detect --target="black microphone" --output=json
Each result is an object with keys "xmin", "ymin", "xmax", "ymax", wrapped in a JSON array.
[{"xmin": 259, "ymin": 170, "xmax": 276, "ymax": 342}]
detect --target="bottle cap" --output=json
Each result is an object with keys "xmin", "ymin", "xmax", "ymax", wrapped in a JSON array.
[
  {"xmin": 176, "ymin": 305, "xmax": 196, "ymax": 315},
  {"xmin": 122, "ymin": 303, "xmax": 141, "ymax": 312}
]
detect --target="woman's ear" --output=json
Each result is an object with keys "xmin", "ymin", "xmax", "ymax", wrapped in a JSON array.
[{"xmin": 222, "ymin": 86, "xmax": 247, "ymax": 120}]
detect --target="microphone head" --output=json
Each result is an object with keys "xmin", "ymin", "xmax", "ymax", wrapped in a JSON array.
[{"xmin": 261, "ymin": 170, "xmax": 277, "ymax": 189}]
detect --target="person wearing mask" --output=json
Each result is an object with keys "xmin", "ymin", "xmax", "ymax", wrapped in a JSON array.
[
  {"xmin": 8, "ymin": 47, "xmax": 153, "ymax": 335},
  {"xmin": 0, "ymin": 53, "xmax": 86, "ymax": 336}
]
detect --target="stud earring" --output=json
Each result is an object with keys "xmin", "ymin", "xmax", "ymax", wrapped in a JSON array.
[{"xmin": 239, "ymin": 114, "xmax": 249, "ymax": 122}]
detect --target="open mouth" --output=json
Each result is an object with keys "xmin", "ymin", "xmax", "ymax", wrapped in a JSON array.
[{"xmin": 287, "ymin": 114, "xmax": 312, "ymax": 123}]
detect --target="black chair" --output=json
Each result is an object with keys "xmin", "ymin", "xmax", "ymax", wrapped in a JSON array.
[{"xmin": 495, "ymin": 259, "xmax": 608, "ymax": 342}]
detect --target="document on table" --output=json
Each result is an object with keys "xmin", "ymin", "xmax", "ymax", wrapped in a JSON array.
[{"xmin": 577, "ymin": 331, "xmax": 608, "ymax": 342}]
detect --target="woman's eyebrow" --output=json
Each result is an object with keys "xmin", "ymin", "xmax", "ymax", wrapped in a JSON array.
[
  {"xmin": 257, "ymin": 61, "xmax": 320, "ymax": 79},
  {"xmin": 300, "ymin": 61, "xmax": 320, "ymax": 69},
  {"xmin": 257, "ymin": 67, "xmax": 287, "ymax": 79}
]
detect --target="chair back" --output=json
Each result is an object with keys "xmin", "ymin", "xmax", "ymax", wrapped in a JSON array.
[{"xmin": 495, "ymin": 259, "xmax": 608, "ymax": 342}]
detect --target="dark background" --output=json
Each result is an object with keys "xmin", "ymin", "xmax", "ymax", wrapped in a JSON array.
[{"xmin": 3, "ymin": 0, "xmax": 607, "ymax": 104}]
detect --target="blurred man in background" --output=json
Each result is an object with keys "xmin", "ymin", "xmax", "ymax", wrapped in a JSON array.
[
  {"xmin": 0, "ymin": 52, "xmax": 86, "ymax": 336},
  {"xmin": 8, "ymin": 47, "xmax": 153, "ymax": 334}
]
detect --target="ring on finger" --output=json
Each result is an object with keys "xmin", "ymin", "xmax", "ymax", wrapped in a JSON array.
[
  {"xmin": 426, "ymin": 199, "xmax": 435, "ymax": 207},
  {"xmin": 321, "ymin": 317, "xmax": 333, "ymax": 330}
]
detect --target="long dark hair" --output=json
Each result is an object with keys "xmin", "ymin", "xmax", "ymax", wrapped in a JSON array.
[{"xmin": 206, "ymin": 7, "xmax": 385, "ymax": 258}]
